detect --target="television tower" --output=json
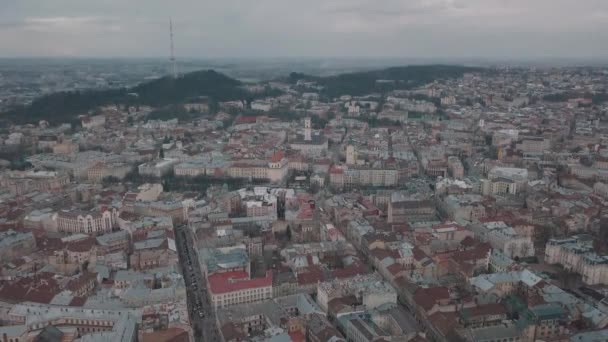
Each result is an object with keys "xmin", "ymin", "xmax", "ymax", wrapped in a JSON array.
[{"xmin": 169, "ymin": 18, "xmax": 178, "ymax": 78}]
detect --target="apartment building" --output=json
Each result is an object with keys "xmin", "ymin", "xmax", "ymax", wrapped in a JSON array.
[
  {"xmin": 545, "ymin": 235, "xmax": 608, "ymax": 285},
  {"xmin": 208, "ymin": 270, "xmax": 273, "ymax": 309},
  {"xmin": 55, "ymin": 208, "xmax": 119, "ymax": 235}
]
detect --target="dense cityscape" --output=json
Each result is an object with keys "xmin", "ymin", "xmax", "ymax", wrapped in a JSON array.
[{"xmin": 0, "ymin": 60, "xmax": 607, "ymax": 342}]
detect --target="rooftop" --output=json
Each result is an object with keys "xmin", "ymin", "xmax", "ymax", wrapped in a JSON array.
[{"xmin": 208, "ymin": 270, "xmax": 272, "ymax": 295}]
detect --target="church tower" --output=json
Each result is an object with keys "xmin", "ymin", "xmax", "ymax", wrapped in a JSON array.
[
  {"xmin": 304, "ymin": 117, "xmax": 312, "ymax": 141},
  {"xmin": 346, "ymin": 145, "xmax": 356, "ymax": 165}
]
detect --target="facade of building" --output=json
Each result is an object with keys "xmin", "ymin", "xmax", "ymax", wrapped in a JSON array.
[
  {"xmin": 87, "ymin": 162, "xmax": 132, "ymax": 182},
  {"xmin": 388, "ymin": 199, "xmax": 435, "ymax": 223},
  {"xmin": 55, "ymin": 208, "xmax": 119, "ymax": 235},
  {"xmin": 316, "ymin": 274, "xmax": 397, "ymax": 313},
  {"xmin": 267, "ymin": 150, "xmax": 289, "ymax": 183},
  {"xmin": 545, "ymin": 235, "xmax": 608, "ymax": 285},
  {"xmin": 208, "ymin": 270, "xmax": 273, "ymax": 309},
  {"xmin": 290, "ymin": 117, "xmax": 329, "ymax": 156},
  {"xmin": 0, "ymin": 170, "xmax": 70, "ymax": 195},
  {"xmin": 138, "ymin": 159, "xmax": 179, "ymax": 177}
]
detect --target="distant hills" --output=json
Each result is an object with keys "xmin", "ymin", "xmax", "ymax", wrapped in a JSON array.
[
  {"xmin": 2, "ymin": 65, "xmax": 482, "ymax": 125},
  {"xmin": 288, "ymin": 65, "xmax": 482, "ymax": 98}
]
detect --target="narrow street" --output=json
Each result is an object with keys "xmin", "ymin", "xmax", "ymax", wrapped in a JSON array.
[{"xmin": 174, "ymin": 224, "xmax": 219, "ymax": 342}]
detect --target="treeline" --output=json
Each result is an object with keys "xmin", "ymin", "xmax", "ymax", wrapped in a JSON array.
[
  {"xmin": 161, "ymin": 174, "xmax": 267, "ymax": 193},
  {"xmin": 145, "ymin": 105, "xmax": 216, "ymax": 122},
  {"xmin": 288, "ymin": 65, "xmax": 483, "ymax": 98},
  {"xmin": 543, "ymin": 91, "xmax": 608, "ymax": 104},
  {"xmin": 110, "ymin": 168, "xmax": 267, "ymax": 193},
  {"xmin": 367, "ymin": 117, "xmax": 402, "ymax": 127}
]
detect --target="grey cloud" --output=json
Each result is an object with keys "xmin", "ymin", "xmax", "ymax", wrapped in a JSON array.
[{"xmin": 0, "ymin": 0, "xmax": 607, "ymax": 59}]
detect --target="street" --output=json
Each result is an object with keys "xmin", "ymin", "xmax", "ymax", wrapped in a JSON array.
[{"xmin": 174, "ymin": 224, "xmax": 219, "ymax": 342}]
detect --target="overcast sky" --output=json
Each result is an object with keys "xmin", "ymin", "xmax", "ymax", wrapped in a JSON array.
[{"xmin": 1, "ymin": 0, "xmax": 607, "ymax": 59}]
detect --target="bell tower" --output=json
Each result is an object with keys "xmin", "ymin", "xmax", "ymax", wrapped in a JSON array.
[{"xmin": 304, "ymin": 117, "xmax": 312, "ymax": 141}]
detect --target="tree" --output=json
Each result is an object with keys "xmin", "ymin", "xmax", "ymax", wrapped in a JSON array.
[
  {"xmin": 286, "ymin": 225, "xmax": 292, "ymax": 241},
  {"xmin": 102, "ymin": 176, "xmax": 121, "ymax": 187},
  {"xmin": 484, "ymin": 135, "xmax": 493, "ymax": 146},
  {"xmin": 159, "ymin": 147, "xmax": 165, "ymax": 159},
  {"xmin": 309, "ymin": 182, "xmax": 320, "ymax": 194},
  {"xmin": 521, "ymin": 243, "xmax": 531, "ymax": 258},
  {"xmin": 507, "ymin": 243, "xmax": 517, "ymax": 258},
  {"xmin": 289, "ymin": 65, "xmax": 481, "ymax": 98}
]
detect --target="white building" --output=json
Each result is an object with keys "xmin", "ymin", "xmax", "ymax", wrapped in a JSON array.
[
  {"xmin": 488, "ymin": 167, "xmax": 529, "ymax": 185},
  {"xmin": 346, "ymin": 145, "xmax": 357, "ymax": 165},
  {"xmin": 135, "ymin": 183, "xmax": 163, "ymax": 201},
  {"xmin": 208, "ymin": 271, "xmax": 273, "ymax": 309},
  {"xmin": 492, "ymin": 129, "xmax": 519, "ymax": 147},
  {"xmin": 54, "ymin": 208, "xmax": 119, "ymax": 235},
  {"xmin": 317, "ymin": 273, "xmax": 396, "ymax": 313},
  {"xmin": 472, "ymin": 221, "xmax": 534, "ymax": 259},
  {"xmin": 81, "ymin": 115, "xmax": 106, "ymax": 129},
  {"xmin": 290, "ymin": 117, "xmax": 328, "ymax": 157},
  {"xmin": 346, "ymin": 101, "xmax": 361, "ymax": 116},
  {"xmin": 5, "ymin": 132, "xmax": 23, "ymax": 145},
  {"xmin": 481, "ymin": 178, "xmax": 519, "ymax": 196},
  {"xmin": 251, "ymin": 100, "xmax": 273, "ymax": 112},
  {"xmin": 594, "ymin": 182, "xmax": 608, "ymax": 199},
  {"xmin": 545, "ymin": 235, "xmax": 608, "ymax": 285},
  {"xmin": 138, "ymin": 158, "xmax": 179, "ymax": 177},
  {"xmin": 267, "ymin": 150, "xmax": 289, "ymax": 183},
  {"xmin": 6, "ymin": 302, "xmax": 140, "ymax": 342}
]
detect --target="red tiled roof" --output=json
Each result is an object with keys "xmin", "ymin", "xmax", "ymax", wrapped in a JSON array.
[
  {"xmin": 451, "ymin": 243, "xmax": 490, "ymax": 263},
  {"xmin": 288, "ymin": 331, "xmax": 306, "ymax": 342},
  {"xmin": 67, "ymin": 237, "xmax": 96, "ymax": 253},
  {"xmin": 412, "ymin": 247, "xmax": 430, "ymax": 261},
  {"xmin": 369, "ymin": 248, "xmax": 398, "ymax": 262},
  {"xmin": 414, "ymin": 287, "xmax": 450, "ymax": 311},
  {"xmin": 428, "ymin": 312, "xmax": 458, "ymax": 337},
  {"xmin": 66, "ymin": 272, "xmax": 97, "ymax": 291},
  {"xmin": 235, "ymin": 116, "xmax": 257, "ymax": 124},
  {"xmin": 142, "ymin": 327, "xmax": 189, "ymax": 342},
  {"xmin": 270, "ymin": 150, "xmax": 285, "ymax": 163},
  {"xmin": 297, "ymin": 207, "xmax": 314, "ymax": 220},
  {"xmin": 0, "ymin": 272, "xmax": 60, "ymax": 304},
  {"xmin": 328, "ymin": 295, "xmax": 359, "ymax": 314},
  {"xmin": 208, "ymin": 270, "xmax": 272, "ymax": 295},
  {"xmin": 464, "ymin": 303, "xmax": 507, "ymax": 318},
  {"xmin": 460, "ymin": 235, "xmax": 476, "ymax": 247},
  {"xmin": 329, "ymin": 166, "xmax": 344, "ymax": 174},
  {"xmin": 333, "ymin": 262, "xmax": 368, "ymax": 279},
  {"xmin": 119, "ymin": 211, "xmax": 140, "ymax": 221},
  {"xmin": 36, "ymin": 236, "xmax": 64, "ymax": 252},
  {"xmin": 297, "ymin": 266, "xmax": 325, "ymax": 285},
  {"xmin": 314, "ymin": 159, "xmax": 332, "ymax": 165},
  {"xmin": 69, "ymin": 296, "xmax": 87, "ymax": 307},
  {"xmin": 386, "ymin": 263, "xmax": 407, "ymax": 276}
]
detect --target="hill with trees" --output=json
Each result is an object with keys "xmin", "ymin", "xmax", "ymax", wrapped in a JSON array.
[
  {"xmin": 288, "ymin": 65, "xmax": 482, "ymax": 98},
  {"xmin": 1, "ymin": 70, "xmax": 246, "ymax": 125},
  {"xmin": 1, "ymin": 65, "xmax": 485, "ymax": 126}
]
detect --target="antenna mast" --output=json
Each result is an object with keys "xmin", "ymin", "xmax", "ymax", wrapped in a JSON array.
[{"xmin": 169, "ymin": 18, "xmax": 178, "ymax": 78}]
